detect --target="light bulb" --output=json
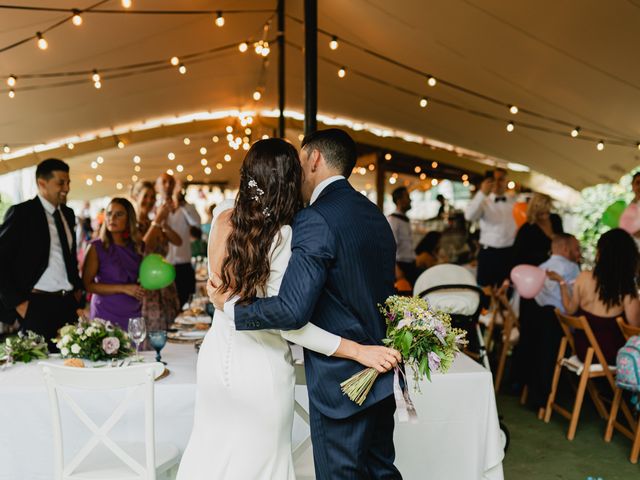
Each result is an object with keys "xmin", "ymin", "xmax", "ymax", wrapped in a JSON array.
[
  {"xmin": 170, "ymin": 56, "xmax": 179, "ymax": 66},
  {"xmin": 463, "ymin": 180, "xmax": 469, "ymax": 187},
  {"xmin": 506, "ymin": 121, "xmax": 515, "ymax": 132},
  {"xmin": 2, "ymin": 145, "xmax": 9, "ymax": 153},
  {"xmin": 178, "ymin": 63, "xmax": 187, "ymax": 75},
  {"xmin": 246, "ymin": 116, "xmax": 253, "ymax": 124},
  {"xmin": 637, "ymin": 143, "xmax": 640, "ymax": 150},
  {"xmin": 431, "ymin": 161, "xmax": 438, "ymax": 168},
  {"xmin": 96, "ymin": 174, "xmax": 103, "ymax": 182},
  {"xmin": 134, "ymin": 165, "xmax": 141, "ymax": 172},
  {"xmin": 117, "ymin": 140, "xmax": 125, "ymax": 149},
  {"xmin": 261, "ymin": 47, "xmax": 270, "ymax": 57},
  {"xmin": 176, "ymin": 164, "xmax": 184, "ymax": 172},
  {"xmin": 226, "ymin": 133, "xmax": 234, "ymax": 141},
  {"xmin": 116, "ymin": 182, "xmax": 123, "ymax": 190},
  {"xmin": 242, "ymin": 136, "xmax": 249, "ymax": 143},
  {"xmin": 183, "ymin": 137, "xmax": 190, "ymax": 145},
  {"xmin": 212, "ymin": 136, "xmax": 219, "ymax": 142},
  {"xmin": 215, "ymin": 11, "xmax": 225, "ymax": 27},
  {"xmin": 255, "ymin": 42, "xmax": 263, "ymax": 55},
  {"xmin": 368, "ymin": 164, "xmax": 375, "ymax": 171},
  {"xmin": 507, "ymin": 181, "xmax": 516, "ymax": 189},
  {"xmin": 329, "ymin": 36, "xmax": 338, "ymax": 50},
  {"xmin": 338, "ymin": 67, "xmax": 346, "ymax": 78},
  {"xmin": 86, "ymin": 179, "xmax": 93, "ymax": 186},
  {"xmin": 36, "ymin": 32, "xmax": 48, "ymax": 50},
  {"xmin": 253, "ymin": 90, "xmax": 262, "ymax": 101},
  {"xmin": 225, "ymin": 126, "xmax": 233, "ymax": 133},
  {"xmin": 571, "ymin": 127, "xmax": 580, "ymax": 138},
  {"xmin": 420, "ymin": 173, "xmax": 427, "ymax": 180},
  {"xmin": 201, "ymin": 158, "xmax": 208, "ymax": 166},
  {"xmin": 8, "ymin": 89, "xmax": 15, "ymax": 98},
  {"xmin": 235, "ymin": 137, "xmax": 241, "ymax": 144},
  {"xmin": 72, "ymin": 12, "xmax": 83, "ymax": 26},
  {"xmin": 427, "ymin": 75, "xmax": 437, "ymax": 87},
  {"xmin": 122, "ymin": 0, "xmax": 132, "ymax": 8},
  {"xmin": 509, "ymin": 105, "xmax": 518, "ymax": 114},
  {"xmin": 224, "ymin": 154, "xmax": 231, "ymax": 162},
  {"xmin": 243, "ymin": 142, "xmax": 250, "ymax": 150},
  {"xmin": 245, "ymin": 128, "xmax": 251, "ymax": 135},
  {"xmin": 168, "ymin": 152, "xmax": 175, "ymax": 160},
  {"xmin": 239, "ymin": 42, "xmax": 248, "ymax": 53},
  {"xmin": 414, "ymin": 166, "xmax": 421, "ymax": 173},
  {"xmin": 131, "ymin": 174, "xmax": 138, "ymax": 181},
  {"xmin": 94, "ymin": 81, "xmax": 101, "ymax": 89},
  {"xmin": 204, "ymin": 166, "xmax": 212, "ymax": 175},
  {"xmin": 166, "ymin": 169, "xmax": 174, "ymax": 175},
  {"xmin": 91, "ymin": 161, "xmax": 98, "ymax": 169},
  {"xmin": 384, "ymin": 153, "xmax": 392, "ymax": 160},
  {"xmin": 199, "ymin": 147, "xmax": 207, "ymax": 155},
  {"xmin": 431, "ymin": 178, "xmax": 438, "ymax": 186},
  {"xmin": 7, "ymin": 75, "xmax": 16, "ymax": 87},
  {"xmin": 133, "ymin": 155, "xmax": 141, "ymax": 164},
  {"xmin": 96, "ymin": 156, "xmax": 104, "ymax": 164},
  {"xmin": 67, "ymin": 143, "xmax": 74, "ymax": 150},
  {"xmin": 92, "ymin": 70, "xmax": 100, "ymax": 82},
  {"xmin": 216, "ymin": 163, "xmax": 223, "ymax": 170},
  {"xmin": 462, "ymin": 174, "xmax": 469, "ymax": 181},
  {"xmin": 597, "ymin": 140, "xmax": 604, "ymax": 151},
  {"xmin": 389, "ymin": 177, "xmax": 397, "ymax": 185},
  {"xmin": 186, "ymin": 175, "xmax": 193, "ymax": 181},
  {"xmin": 262, "ymin": 134, "xmax": 269, "ymax": 139},
  {"xmin": 419, "ymin": 97, "xmax": 428, "ymax": 108}
]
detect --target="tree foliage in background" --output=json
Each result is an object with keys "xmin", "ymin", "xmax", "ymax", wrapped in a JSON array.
[{"xmin": 575, "ymin": 169, "xmax": 638, "ymax": 266}]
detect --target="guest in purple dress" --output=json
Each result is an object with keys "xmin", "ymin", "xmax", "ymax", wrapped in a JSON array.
[{"xmin": 82, "ymin": 198, "xmax": 144, "ymax": 329}]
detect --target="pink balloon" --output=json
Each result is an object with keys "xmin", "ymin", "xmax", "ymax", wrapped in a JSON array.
[
  {"xmin": 619, "ymin": 204, "xmax": 640, "ymax": 235},
  {"xmin": 510, "ymin": 265, "xmax": 546, "ymax": 299}
]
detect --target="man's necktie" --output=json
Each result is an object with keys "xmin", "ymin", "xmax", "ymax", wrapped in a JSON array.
[
  {"xmin": 494, "ymin": 196, "xmax": 507, "ymax": 203},
  {"xmin": 52, "ymin": 209, "xmax": 76, "ymax": 285}
]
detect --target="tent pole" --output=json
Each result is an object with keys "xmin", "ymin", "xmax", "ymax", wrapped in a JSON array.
[
  {"xmin": 277, "ymin": 0, "xmax": 286, "ymax": 138},
  {"xmin": 304, "ymin": 0, "xmax": 317, "ymax": 136},
  {"xmin": 376, "ymin": 152, "xmax": 385, "ymax": 210}
]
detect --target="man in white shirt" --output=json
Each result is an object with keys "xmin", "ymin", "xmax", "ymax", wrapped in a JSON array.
[
  {"xmin": 464, "ymin": 168, "xmax": 517, "ymax": 286},
  {"xmin": 0, "ymin": 159, "xmax": 82, "ymax": 350},
  {"xmin": 387, "ymin": 186, "xmax": 419, "ymax": 286},
  {"xmin": 156, "ymin": 174, "xmax": 199, "ymax": 307}
]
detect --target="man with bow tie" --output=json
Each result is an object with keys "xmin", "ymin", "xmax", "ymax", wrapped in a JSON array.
[
  {"xmin": 465, "ymin": 168, "xmax": 517, "ymax": 286},
  {"xmin": 0, "ymin": 159, "xmax": 82, "ymax": 350}
]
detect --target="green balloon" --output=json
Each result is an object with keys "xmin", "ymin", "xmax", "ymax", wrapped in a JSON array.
[
  {"xmin": 602, "ymin": 200, "xmax": 626, "ymax": 228},
  {"xmin": 139, "ymin": 254, "xmax": 176, "ymax": 290}
]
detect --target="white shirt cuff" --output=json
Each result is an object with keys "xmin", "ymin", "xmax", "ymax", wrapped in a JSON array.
[
  {"xmin": 223, "ymin": 296, "xmax": 239, "ymax": 321},
  {"xmin": 327, "ymin": 336, "xmax": 341, "ymax": 357}
]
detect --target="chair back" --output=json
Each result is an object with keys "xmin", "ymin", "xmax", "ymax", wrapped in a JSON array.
[
  {"xmin": 616, "ymin": 317, "xmax": 640, "ymax": 341},
  {"xmin": 40, "ymin": 362, "xmax": 164, "ymax": 480}
]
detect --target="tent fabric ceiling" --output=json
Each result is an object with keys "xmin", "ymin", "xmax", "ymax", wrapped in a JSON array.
[{"xmin": 0, "ymin": 0, "xmax": 638, "ymax": 199}]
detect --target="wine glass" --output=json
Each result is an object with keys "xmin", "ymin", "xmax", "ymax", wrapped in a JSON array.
[
  {"xmin": 128, "ymin": 317, "xmax": 147, "ymax": 362},
  {"xmin": 148, "ymin": 330, "xmax": 167, "ymax": 364}
]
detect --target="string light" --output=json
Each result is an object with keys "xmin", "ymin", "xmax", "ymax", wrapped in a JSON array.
[
  {"xmin": 419, "ymin": 97, "xmax": 428, "ymax": 108},
  {"xmin": 239, "ymin": 42, "xmax": 248, "ymax": 53},
  {"xmin": 86, "ymin": 179, "xmax": 93, "ymax": 186},
  {"xmin": 414, "ymin": 166, "xmax": 421, "ymax": 173},
  {"xmin": 183, "ymin": 137, "xmax": 191, "ymax": 145},
  {"xmin": 215, "ymin": 11, "xmax": 225, "ymax": 27},
  {"xmin": 243, "ymin": 142, "xmax": 250, "ymax": 150},
  {"xmin": 170, "ymin": 56, "xmax": 179, "ymax": 66},
  {"xmin": 431, "ymin": 178, "xmax": 439, "ymax": 186},
  {"xmin": 216, "ymin": 162, "xmax": 223, "ymax": 170},
  {"xmin": 131, "ymin": 174, "xmax": 138, "ymax": 181},
  {"xmin": 122, "ymin": 0, "xmax": 132, "ymax": 8},
  {"xmin": 96, "ymin": 174, "xmax": 103, "ymax": 182},
  {"xmin": 571, "ymin": 127, "xmax": 580, "ymax": 138},
  {"xmin": 431, "ymin": 161, "xmax": 438, "ymax": 168},
  {"xmin": 67, "ymin": 143, "xmax": 74, "ymax": 150},
  {"xmin": 133, "ymin": 155, "xmax": 141, "ymax": 164},
  {"xmin": 462, "ymin": 174, "xmax": 469, "ymax": 181},
  {"xmin": 116, "ymin": 182, "xmax": 123, "ymax": 190},
  {"xmin": 384, "ymin": 153, "xmax": 392, "ymax": 160},
  {"xmin": 338, "ymin": 67, "xmax": 346, "ymax": 78},
  {"xmin": 389, "ymin": 177, "xmax": 397, "ymax": 185},
  {"xmin": 463, "ymin": 180, "xmax": 469, "ymax": 187},
  {"xmin": 8, "ymin": 89, "xmax": 15, "ymax": 98},
  {"xmin": 36, "ymin": 32, "xmax": 48, "ymax": 50},
  {"xmin": 245, "ymin": 128, "xmax": 251, "ymax": 135},
  {"xmin": 200, "ymin": 158, "xmax": 208, "ymax": 166},
  {"xmin": 597, "ymin": 140, "xmax": 604, "ymax": 151},
  {"xmin": 199, "ymin": 147, "xmax": 207, "ymax": 155},
  {"xmin": 420, "ymin": 173, "xmax": 427, "ymax": 180},
  {"xmin": 637, "ymin": 143, "xmax": 640, "ymax": 150},
  {"xmin": 178, "ymin": 63, "xmax": 187, "ymax": 75},
  {"xmin": 91, "ymin": 161, "xmax": 98, "ymax": 169},
  {"xmin": 225, "ymin": 126, "xmax": 233, "ymax": 133},
  {"xmin": 97, "ymin": 156, "xmax": 104, "ymax": 164},
  {"xmin": 226, "ymin": 133, "xmax": 234, "ymax": 141},
  {"xmin": 427, "ymin": 75, "xmax": 437, "ymax": 87},
  {"xmin": 134, "ymin": 165, "xmax": 141, "ymax": 172},
  {"xmin": 94, "ymin": 80, "xmax": 101, "ymax": 89},
  {"xmin": 329, "ymin": 36, "xmax": 338, "ymax": 50},
  {"xmin": 167, "ymin": 169, "xmax": 174, "ymax": 175},
  {"xmin": 117, "ymin": 140, "xmax": 125, "ymax": 149},
  {"xmin": 168, "ymin": 152, "xmax": 175, "ymax": 160},
  {"xmin": 186, "ymin": 175, "xmax": 193, "ymax": 181},
  {"xmin": 204, "ymin": 166, "xmax": 212, "ymax": 175},
  {"xmin": 506, "ymin": 121, "xmax": 515, "ymax": 133},
  {"xmin": 176, "ymin": 164, "xmax": 184, "ymax": 172},
  {"xmin": 261, "ymin": 134, "xmax": 269, "ymax": 139},
  {"xmin": 507, "ymin": 181, "xmax": 516, "ymax": 189},
  {"xmin": 253, "ymin": 90, "xmax": 262, "ymax": 101},
  {"xmin": 92, "ymin": 70, "xmax": 100, "ymax": 83},
  {"xmin": 509, "ymin": 105, "xmax": 518, "ymax": 114},
  {"xmin": 7, "ymin": 75, "xmax": 16, "ymax": 87},
  {"xmin": 212, "ymin": 136, "xmax": 219, "ymax": 142},
  {"xmin": 72, "ymin": 10, "xmax": 83, "ymax": 26},
  {"xmin": 2, "ymin": 145, "xmax": 9, "ymax": 154}
]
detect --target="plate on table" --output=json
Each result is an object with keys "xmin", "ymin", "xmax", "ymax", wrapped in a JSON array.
[{"xmin": 178, "ymin": 330, "xmax": 208, "ymax": 339}]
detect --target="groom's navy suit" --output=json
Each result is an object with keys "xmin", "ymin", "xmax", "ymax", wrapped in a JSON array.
[{"xmin": 235, "ymin": 178, "xmax": 402, "ymax": 479}]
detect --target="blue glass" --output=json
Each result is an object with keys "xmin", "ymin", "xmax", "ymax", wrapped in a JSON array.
[{"xmin": 148, "ymin": 330, "xmax": 167, "ymax": 364}]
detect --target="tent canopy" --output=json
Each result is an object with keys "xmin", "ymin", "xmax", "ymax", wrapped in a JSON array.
[{"xmin": 1, "ymin": 0, "xmax": 637, "ymax": 200}]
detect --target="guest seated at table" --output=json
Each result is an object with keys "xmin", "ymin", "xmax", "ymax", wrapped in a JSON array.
[
  {"xmin": 415, "ymin": 231, "xmax": 442, "ymax": 270},
  {"xmin": 512, "ymin": 192, "xmax": 563, "ymax": 267},
  {"xmin": 548, "ymin": 228, "xmax": 640, "ymax": 365},
  {"xmin": 82, "ymin": 198, "xmax": 144, "ymax": 330}
]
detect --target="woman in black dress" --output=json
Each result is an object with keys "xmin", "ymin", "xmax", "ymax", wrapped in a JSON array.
[{"xmin": 512, "ymin": 193, "xmax": 563, "ymax": 267}]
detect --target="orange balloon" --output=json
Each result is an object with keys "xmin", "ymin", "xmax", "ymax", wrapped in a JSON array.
[{"xmin": 512, "ymin": 202, "xmax": 527, "ymax": 228}]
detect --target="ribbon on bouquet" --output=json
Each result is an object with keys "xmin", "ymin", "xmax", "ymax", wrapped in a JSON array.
[{"xmin": 393, "ymin": 366, "xmax": 418, "ymax": 423}]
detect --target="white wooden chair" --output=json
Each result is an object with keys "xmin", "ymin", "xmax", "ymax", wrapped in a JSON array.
[{"xmin": 40, "ymin": 362, "xmax": 180, "ymax": 480}]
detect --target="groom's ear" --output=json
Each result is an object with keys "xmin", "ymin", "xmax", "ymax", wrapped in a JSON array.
[{"xmin": 310, "ymin": 149, "xmax": 322, "ymax": 173}]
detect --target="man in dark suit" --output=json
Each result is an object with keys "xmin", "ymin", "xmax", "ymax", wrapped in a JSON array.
[
  {"xmin": 0, "ymin": 159, "xmax": 82, "ymax": 350},
  {"xmin": 213, "ymin": 129, "xmax": 402, "ymax": 479}
]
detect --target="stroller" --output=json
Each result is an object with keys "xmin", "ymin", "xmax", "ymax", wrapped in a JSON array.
[{"xmin": 413, "ymin": 263, "xmax": 510, "ymax": 453}]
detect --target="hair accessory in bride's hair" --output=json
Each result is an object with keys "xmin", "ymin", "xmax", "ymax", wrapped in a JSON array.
[
  {"xmin": 247, "ymin": 176, "xmax": 265, "ymax": 202},
  {"xmin": 262, "ymin": 207, "xmax": 272, "ymax": 218}
]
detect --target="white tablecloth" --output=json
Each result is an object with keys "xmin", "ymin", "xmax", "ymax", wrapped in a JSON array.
[{"xmin": 0, "ymin": 343, "xmax": 503, "ymax": 480}]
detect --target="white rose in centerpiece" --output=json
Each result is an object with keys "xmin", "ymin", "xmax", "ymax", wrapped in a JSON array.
[
  {"xmin": 61, "ymin": 335, "xmax": 71, "ymax": 345},
  {"xmin": 70, "ymin": 344, "xmax": 81, "ymax": 355},
  {"xmin": 60, "ymin": 347, "xmax": 70, "ymax": 356},
  {"xmin": 102, "ymin": 337, "xmax": 120, "ymax": 355}
]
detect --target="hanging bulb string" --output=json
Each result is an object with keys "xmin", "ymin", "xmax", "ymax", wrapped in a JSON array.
[{"xmin": 285, "ymin": 14, "xmax": 632, "ymax": 145}]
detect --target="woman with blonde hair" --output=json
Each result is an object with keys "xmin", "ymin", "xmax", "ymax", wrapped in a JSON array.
[
  {"xmin": 82, "ymin": 197, "xmax": 145, "ymax": 329},
  {"xmin": 512, "ymin": 192, "xmax": 564, "ymax": 266}
]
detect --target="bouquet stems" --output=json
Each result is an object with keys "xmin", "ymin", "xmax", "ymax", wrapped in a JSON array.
[{"xmin": 340, "ymin": 368, "xmax": 380, "ymax": 406}]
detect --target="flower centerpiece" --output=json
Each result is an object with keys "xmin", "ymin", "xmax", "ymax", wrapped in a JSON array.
[
  {"xmin": 0, "ymin": 330, "xmax": 49, "ymax": 364},
  {"xmin": 341, "ymin": 295, "xmax": 467, "ymax": 406},
  {"xmin": 54, "ymin": 318, "xmax": 133, "ymax": 362}
]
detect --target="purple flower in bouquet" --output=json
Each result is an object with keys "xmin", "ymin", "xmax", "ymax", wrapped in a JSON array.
[
  {"xmin": 428, "ymin": 351, "xmax": 441, "ymax": 372},
  {"xmin": 102, "ymin": 337, "xmax": 120, "ymax": 355}
]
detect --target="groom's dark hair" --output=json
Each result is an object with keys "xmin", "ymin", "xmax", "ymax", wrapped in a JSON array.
[{"xmin": 301, "ymin": 128, "xmax": 357, "ymax": 178}]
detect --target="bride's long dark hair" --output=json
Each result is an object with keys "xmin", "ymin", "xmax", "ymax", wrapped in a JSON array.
[{"xmin": 220, "ymin": 138, "xmax": 303, "ymax": 303}]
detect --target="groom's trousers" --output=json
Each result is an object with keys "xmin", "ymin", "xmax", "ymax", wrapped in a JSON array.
[{"xmin": 309, "ymin": 394, "xmax": 402, "ymax": 480}]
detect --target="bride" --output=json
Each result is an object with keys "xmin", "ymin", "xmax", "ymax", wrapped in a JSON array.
[{"xmin": 176, "ymin": 139, "xmax": 400, "ymax": 479}]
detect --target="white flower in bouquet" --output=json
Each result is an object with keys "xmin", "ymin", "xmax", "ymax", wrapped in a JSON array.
[
  {"xmin": 60, "ymin": 347, "xmax": 70, "ymax": 357},
  {"xmin": 101, "ymin": 337, "xmax": 120, "ymax": 355},
  {"xmin": 85, "ymin": 326, "xmax": 96, "ymax": 337},
  {"xmin": 70, "ymin": 344, "xmax": 81, "ymax": 355},
  {"xmin": 61, "ymin": 335, "xmax": 71, "ymax": 345}
]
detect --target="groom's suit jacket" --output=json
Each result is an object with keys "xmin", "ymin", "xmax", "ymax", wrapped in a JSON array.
[{"xmin": 235, "ymin": 179, "xmax": 397, "ymax": 419}]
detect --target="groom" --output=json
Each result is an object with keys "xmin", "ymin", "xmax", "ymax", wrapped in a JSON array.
[{"xmin": 213, "ymin": 129, "xmax": 401, "ymax": 479}]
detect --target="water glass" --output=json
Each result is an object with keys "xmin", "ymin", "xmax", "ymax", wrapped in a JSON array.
[
  {"xmin": 128, "ymin": 317, "xmax": 147, "ymax": 361},
  {"xmin": 148, "ymin": 330, "xmax": 167, "ymax": 364}
]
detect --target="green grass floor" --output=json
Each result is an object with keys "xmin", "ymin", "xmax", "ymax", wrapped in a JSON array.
[{"xmin": 498, "ymin": 389, "xmax": 639, "ymax": 480}]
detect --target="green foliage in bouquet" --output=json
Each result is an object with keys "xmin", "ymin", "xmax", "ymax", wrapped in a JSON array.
[
  {"xmin": 341, "ymin": 295, "xmax": 467, "ymax": 406},
  {"xmin": 0, "ymin": 330, "xmax": 48, "ymax": 364},
  {"xmin": 53, "ymin": 318, "xmax": 133, "ymax": 362}
]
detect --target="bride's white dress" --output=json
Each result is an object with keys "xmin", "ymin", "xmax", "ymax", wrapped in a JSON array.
[{"xmin": 176, "ymin": 221, "xmax": 339, "ymax": 480}]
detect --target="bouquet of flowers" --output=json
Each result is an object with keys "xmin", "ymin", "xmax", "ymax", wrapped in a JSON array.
[
  {"xmin": 341, "ymin": 295, "xmax": 467, "ymax": 406},
  {"xmin": 0, "ymin": 330, "xmax": 49, "ymax": 364},
  {"xmin": 54, "ymin": 318, "xmax": 133, "ymax": 362}
]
